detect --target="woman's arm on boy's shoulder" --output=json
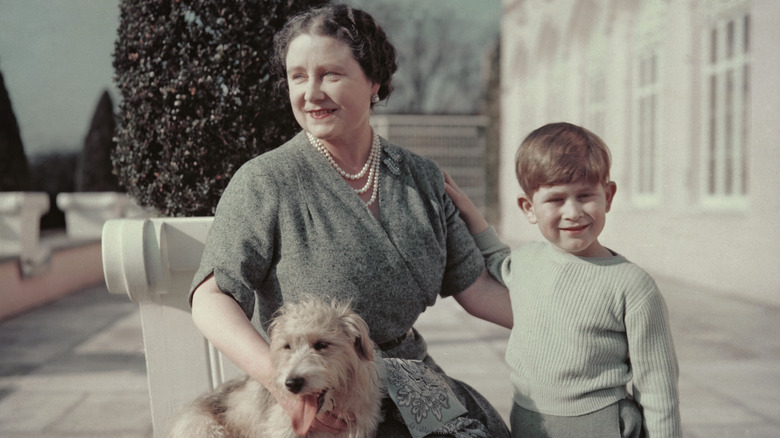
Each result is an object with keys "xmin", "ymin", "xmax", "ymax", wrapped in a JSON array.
[
  {"xmin": 444, "ymin": 172, "xmax": 512, "ymax": 284},
  {"xmin": 444, "ymin": 171, "xmax": 490, "ymax": 235}
]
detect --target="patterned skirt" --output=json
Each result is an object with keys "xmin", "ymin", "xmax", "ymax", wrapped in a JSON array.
[{"xmin": 378, "ymin": 329, "xmax": 510, "ymax": 438}]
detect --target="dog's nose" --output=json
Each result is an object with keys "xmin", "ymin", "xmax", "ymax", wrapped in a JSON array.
[{"xmin": 285, "ymin": 377, "xmax": 305, "ymax": 394}]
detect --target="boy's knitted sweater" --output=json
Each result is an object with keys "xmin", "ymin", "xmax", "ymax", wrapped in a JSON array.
[{"xmin": 474, "ymin": 228, "xmax": 681, "ymax": 437}]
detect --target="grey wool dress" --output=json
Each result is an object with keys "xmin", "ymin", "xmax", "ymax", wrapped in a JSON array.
[{"xmin": 191, "ymin": 131, "xmax": 510, "ymax": 437}]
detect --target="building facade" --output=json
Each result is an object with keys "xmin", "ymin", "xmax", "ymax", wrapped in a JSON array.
[{"xmin": 499, "ymin": 0, "xmax": 780, "ymax": 305}]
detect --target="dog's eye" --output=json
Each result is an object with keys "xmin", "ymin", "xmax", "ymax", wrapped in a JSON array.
[
  {"xmin": 283, "ymin": 344, "xmax": 291, "ymax": 350},
  {"xmin": 313, "ymin": 341, "xmax": 329, "ymax": 351}
]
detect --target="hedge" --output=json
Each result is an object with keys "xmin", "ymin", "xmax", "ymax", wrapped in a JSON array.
[{"xmin": 113, "ymin": 0, "xmax": 327, "ymax": 216}]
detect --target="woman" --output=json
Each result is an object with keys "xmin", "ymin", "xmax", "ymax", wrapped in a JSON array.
[{"xmin": 190, "ymin": 4, "xmax": 511, "ymax": 436}]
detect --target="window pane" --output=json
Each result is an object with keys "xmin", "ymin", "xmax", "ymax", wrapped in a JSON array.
[
  {"xmin": 725, "ymin": 70, "xmax": 734, "ymax": 194},
  {"xmin": 650, "ymin": 94, "xmax": 656, "ymax": 191},
  {"xmin": 708, "ymin": 74, "xmax": 717, "ymax": 194},
  {"xmin": 651, "ymin": 53, "xmax": 657, "ymax": 84},
  {"xmin": 711, "ymin": 28, "xmax": 718, "ymax": 64},
  {"xmin": 742, "ymin": 64, "xmax": 750, "ymax": 194},
  {"xmin": 727, "ymin": 20, "xmax": 735, "ymax": 59}
]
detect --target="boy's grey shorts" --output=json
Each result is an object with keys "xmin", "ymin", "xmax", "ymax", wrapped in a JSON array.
[{"xmin": 510, "ymin": 397, "xmax": 643, "ymax": 438}]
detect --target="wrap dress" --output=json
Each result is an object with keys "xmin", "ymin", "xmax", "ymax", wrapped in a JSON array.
[{"xmin": 191, "ymin": 131, "xmax": 509, "ymax": 437}]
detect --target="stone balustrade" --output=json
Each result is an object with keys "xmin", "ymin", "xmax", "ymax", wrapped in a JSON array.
[
  {"xmin": 56, "ymin": 192, "xmax": 151, "ymax": 240},
  {"xmin": 0, "ymin": 192, "xmax": 51, "ymax": 276}
]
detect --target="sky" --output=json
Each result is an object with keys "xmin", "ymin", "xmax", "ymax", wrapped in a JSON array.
[
  {"xmin": 0, "ymin": 0, "xmax": 120, "ymax": 156},
  {"xmin": 0, "ymin": 0, "xmax": 500, "ymax": 157}
]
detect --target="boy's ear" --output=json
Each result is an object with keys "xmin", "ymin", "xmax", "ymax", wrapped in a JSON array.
[
  {"xmin": 604, "ymin": 181, "xmax": 617, "ymax": 212},
  {"xmin": 517, "ymin": 194, "xmax": 537, "ymax": 224}
]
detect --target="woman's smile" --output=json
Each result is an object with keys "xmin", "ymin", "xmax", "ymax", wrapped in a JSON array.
[{"xmin": 307, "ymin": 109, "xmax": 336, "ymax": 119}]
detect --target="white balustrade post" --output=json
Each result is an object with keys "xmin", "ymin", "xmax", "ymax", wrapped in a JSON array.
[
  {"xmin": 57, "ymin": 192, "xmax": 132, "ymax": 240},
  {"xmin": 0, "ymin": 192, "xmax": 51, "ymax": 276}
]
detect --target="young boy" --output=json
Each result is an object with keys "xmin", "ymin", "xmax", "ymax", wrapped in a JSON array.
[{"xmin": 446, "ymin": 122, "xmax": 681, "ymax": 437}]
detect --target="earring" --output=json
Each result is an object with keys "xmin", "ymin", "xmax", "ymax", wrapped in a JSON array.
[{"xmin": 371, "ymin": 94, "xmax": 380, "ymax": 104}]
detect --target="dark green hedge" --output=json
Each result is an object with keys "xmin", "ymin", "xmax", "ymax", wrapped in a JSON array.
[{"xmin": 113, "ymin": 0, "xmax": 327, "ymax": 216}]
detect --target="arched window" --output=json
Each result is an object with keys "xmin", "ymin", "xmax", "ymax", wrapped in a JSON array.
[
  {"xmin": 585, "ymin": 31, "xmax": 608, "ymax": 137},
  {"xmin": 631, "ymin": 0, "xmax": 666, "ymax": 205},
  {"xmin": 701, "ymin": 3, "xmax": 750, "ymax": 208}
]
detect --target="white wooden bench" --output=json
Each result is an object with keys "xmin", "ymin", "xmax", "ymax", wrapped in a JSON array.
[{"xmin": 101, "ymin": 217, "xmax": 245, "ymax": 437}]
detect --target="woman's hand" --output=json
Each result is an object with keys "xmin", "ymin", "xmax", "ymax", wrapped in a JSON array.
[
  {"xmin": 444, "ymin": 171, "xmax": 490, "ymax": 235},
  {"xmin": 312, "ymin": 409, "xmax": 355, "ymax": 434}
]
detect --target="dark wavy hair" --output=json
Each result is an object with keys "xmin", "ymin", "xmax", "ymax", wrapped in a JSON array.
[{"xmin": 272, "ymin": 4, "xmax": 398, "ymax": 107}]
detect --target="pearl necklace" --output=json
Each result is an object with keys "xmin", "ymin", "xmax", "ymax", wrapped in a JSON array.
[{"xmin": 307, "ymin": 129, "xmax": 381, "ymax": 207}]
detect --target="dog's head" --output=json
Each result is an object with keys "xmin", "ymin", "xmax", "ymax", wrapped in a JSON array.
[
  {"xmin": 268, "ymin": 297, "xmax": 376, "ymax": 435},
  {"xmin": 267, "ymin": 296, "xmax": 377, "ymax": 434},
  {"xmin": 267, "ymin": 296, "xmax": 375, "ymax": 393}
]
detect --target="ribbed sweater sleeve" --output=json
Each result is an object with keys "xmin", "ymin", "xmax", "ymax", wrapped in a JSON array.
[
  {"xmin": 625, "ymin": 284, "xmax": 682, "ymax": 437},
  {"xmin": 472, "ymin": 232, "xmax": 681, "ymax": 437},
  {"xmin": 472, "ymin": 226, "xmax": 511, "ymax": 285}
]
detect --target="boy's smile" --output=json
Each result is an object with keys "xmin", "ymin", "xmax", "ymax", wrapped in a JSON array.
[
  {"xmin": 560, "ymin": 224, "xmax": 589, "ymax": 234},
  {"xmin": 519, "ymin": 181, "xmax": 617, "ymax": 258}
]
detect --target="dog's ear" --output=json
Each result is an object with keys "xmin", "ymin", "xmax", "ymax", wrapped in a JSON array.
[{"xmin": 340, "ymin": 310, "xmax": 375, "ymax": 362}]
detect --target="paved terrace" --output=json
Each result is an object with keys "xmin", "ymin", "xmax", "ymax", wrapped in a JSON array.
[{"xmin": 0, "ymin": 276, "xmax": 778, "ymax": 437}]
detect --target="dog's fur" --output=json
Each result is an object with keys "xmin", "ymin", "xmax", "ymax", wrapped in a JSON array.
[{"xmin": 167, "ymin": 297, "xmax": 385, "ymax": 438}]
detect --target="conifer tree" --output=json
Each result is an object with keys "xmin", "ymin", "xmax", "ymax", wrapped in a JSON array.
[
  {"xmin": 0, "ymin": 70, "xmax": 30, "ymax": 191},
  {"xmin": 77, "ymin": 90, "xmax": 122, "ymax": 192}
]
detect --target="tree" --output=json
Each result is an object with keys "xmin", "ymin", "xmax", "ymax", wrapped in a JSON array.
[
  {"xmin": 345, "ymin": 0, "xmax": 500, "ymax": 114},
  {"xmin": 113, "ymin": 0, "xmax": 328, "ymax": 216},
  {"xmin": 29, "ymin": 151, "xmax": 79, "ymax": 229},
  {"xmin": 386, "ymin": 5, "xmax": 479, "ymax": 114},
  {"xmin": 77, "ymin": 90, "xmax": 122, "ymax": 192},
  {"xmin": 0, "ymin": 70, "xmax": 30, "ymax": 191}
]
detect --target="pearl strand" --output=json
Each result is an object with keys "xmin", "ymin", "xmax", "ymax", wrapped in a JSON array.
[
  {"xmin": 366, "ymin": 164, "xmax": 380, "ymax": 206},
  {"xmin": 364, "ymin": 135, "xmax": 381, "ymax": 206},
  {"xmin": 308, "ymin": 129, "xmax": 382, "ymax": 207},
  {"xmin": 355, "ymin": 141, "xmax": 380, "ymax": 194},
  {"xmin": 307, "ymin": 132, "xmax": 373, "ymax": 180}
]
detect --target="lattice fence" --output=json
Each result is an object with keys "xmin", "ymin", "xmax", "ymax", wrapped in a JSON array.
[{"xmin": 372, "ymin": 114, "xmax": 488, "ymax": 213}]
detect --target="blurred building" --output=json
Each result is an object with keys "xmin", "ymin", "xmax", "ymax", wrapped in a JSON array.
[{"xmin": 499, "ymin": 0, "xmax": 780, "ymax": 305}]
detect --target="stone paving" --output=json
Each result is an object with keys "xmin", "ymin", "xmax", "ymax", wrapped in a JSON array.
[{"xmin": 0, "ymin": 277, "xmax": 778, "ymax": 437}]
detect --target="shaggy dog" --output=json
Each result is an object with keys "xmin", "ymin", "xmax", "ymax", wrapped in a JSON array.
[{"xmin": 167, "ymin": 297, "xmax": 385, "ymax": 438}]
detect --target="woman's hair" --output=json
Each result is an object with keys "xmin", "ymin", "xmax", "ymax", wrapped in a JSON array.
[
  {"xmin": 515, "ymin": 122, "xmax": 612, "ymax": 196},
  {"xmin": 272, "ymin": 4, "xmax": 398, "ymax": 106}
]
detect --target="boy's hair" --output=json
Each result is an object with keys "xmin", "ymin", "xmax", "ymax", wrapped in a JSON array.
[{"xmin": 515, "ymin": 122, "xmax": 612, "ymax": 196}]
